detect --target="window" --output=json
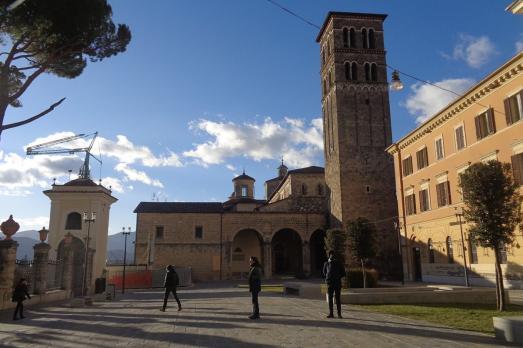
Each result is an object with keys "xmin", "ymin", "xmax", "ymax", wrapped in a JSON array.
[
  {"xmin": 195, "ymin": 226, "xmax": 203, "ymax": 239},
  {"xmin": 475, "ymin": 109, "xmax": 496, "ymax": 140},
  {"xmin": 344, "ymin": 62, "xmax": 351, "ymax": 80},
  {"xmin": 342, "ymin": 28, "xmax": 349, "ymax": 47},
  {"xmin": 371, "ymin": 63, "xmax": 377, "ymax": 82},
  {"xmin": 301, "ymin": 184, "xmax": 307, "ymax": 195},
  {"xmin": 469, "ymin": 235, "xmax": 478, "ymax": 264},
  {"xmin": 241, "ymin": 185, "xmax": 248, "ymax": 197},
  {"xmin": 416, "ymin": 147, "xmax": 429, "ymax": 170},
  {"xmin": 436, "ymin": 181, "xmax": 451, "ymax": 207},
  {"xmin": 446, "ymin": 237, "xmax": 454, "ymax": 264},
  {"xmin": 455, "ymin": 125, "xmax": 466, "ymax": 150},
  {"xmin": 155, "ymin": 226, "xmax": 164, "ymax": 240},
  {"xmin": 317, "ymin": 184, "xmax": 324, "ymax": 195},
  {"xmin": 511, "ymin": 152, "xmax": 523, "ymax": 186},
  {"xmin": 364, "ymin": 63, "xmax": 370, "ymax": 81},
  {"xmin": 362, "ymin": 28, "xmax": 368, "ymax": 48},
  {"xmin": 419, "ymin": 188, "xmax": 430, "ymax": 212},
  {"xmin": 351, "ymin": 62, "xmax": 358, "ymax": 81},
  {"xmin": 368, "ymin": 29, "xmax": 375, "ymax": 49},
  {"xmin": 405, "ymin": 193, "xmax": 416, "ymax": 215},
  {"xmin": 402, "ymin": 156, "xmax": 413, "ymax": 176},
  {"xmin": 65, "ymin": 212, "xmax": 82, "ymax": 230},
  {"xmin": 435, "ymin": 137, "xmax": 444, "ymax": 160},
  {"xmin": 428, "ymin": 239, "xmax": 435, "ymax": 263},
  {"xmin": 504, "ymin": 90, "xmax": 523, "ymax": 125},
  {"xmin": 349, "ymin": 28, "xmax": 356, "ymax": 48}
]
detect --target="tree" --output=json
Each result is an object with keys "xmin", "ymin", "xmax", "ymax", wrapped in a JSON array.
[
  {"xmin": 0, "ymin": 0, "xmax": 131, "ymax": 140},
  {"xmin": 324, "ymin": 228, "xmax": 347, "ymax": 266},
  {"xmin": 459, "ymin": 161, "xmax": 522, "ymax": 311},
  {"xmin": 347, "ymin": 217, "xmax": 376, "ymax": 288}
]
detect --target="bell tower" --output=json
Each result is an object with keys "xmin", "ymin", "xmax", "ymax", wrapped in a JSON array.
[{"xmin": 317, "ymin": 12, "xmax": 398, "ymax": 263}]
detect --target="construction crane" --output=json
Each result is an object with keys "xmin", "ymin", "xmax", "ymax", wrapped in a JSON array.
[{"xmin": 26, "ymin": 132, "xmax": 102, "ymax": 180}]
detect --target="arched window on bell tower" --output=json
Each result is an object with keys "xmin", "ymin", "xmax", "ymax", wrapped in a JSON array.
[
  {"xmin": 342, "ymin": 28, "xmax": 349, "ymax": 48},
  {"xmin": 65, "ymin": 212, "xmax": 82, "ymax": 230},
  {"xmin": 362, "ymin": 28, "xmax": 368, "ymax": 49},
  {"xmin": 344, "ymin": 62, "xmax": 351, "ymax": 80},
  {"xmin": 349, "ymin": 28, "xmax": 356, "ymax": 48},
  {"xmin": 371, "ymin": 63, "xmax": 378, "ymax": 82},
  {"xmin": 351, "ymin": 62, "xmax": 358, "ymax": 81},
  {"xmin": 368, "ymin": 29, "xmax": 376, "ymax": 49},
  {"xmin": 364, "ymin": 63, "xmax": 371, "ymax": 81}
]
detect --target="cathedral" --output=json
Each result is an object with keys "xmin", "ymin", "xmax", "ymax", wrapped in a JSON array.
[{"xmin": 133, "ymin": 12, "xmax": 399, "ymax": 281}]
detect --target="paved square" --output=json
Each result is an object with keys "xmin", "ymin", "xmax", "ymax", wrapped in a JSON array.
[{"xmin": 0, "ymin": 285, "xmax": 509, "ymax": 347}]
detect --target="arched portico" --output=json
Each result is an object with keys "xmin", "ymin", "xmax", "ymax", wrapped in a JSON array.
[
  {"xmin": 271, "ymin": 229, "xmax": 303, "ymax": 275},
  {"xmin": 57, "ymin": 236, "xmax": 85, "ymax": 297},
  {"xmin": 309, "ymin": 229, "xmax": 327, "ymax": 277},
  {"xmin": 231, "ymin": 229, "xmax": 263, "ymax": 278}
]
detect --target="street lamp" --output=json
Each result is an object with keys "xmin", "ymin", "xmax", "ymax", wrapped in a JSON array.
[
  {"xmin": 454, "ymin": 207, "xmax": 470, "ymax": 287},
  {"xmin": 390, "ymin": 70, "xmax": 404, "ymax": 91},
  {"xmin": 122, "ymin": 226, "xmax": 131, "ymax": 294},
  {"xmin": 82, "ymin": 211, "xmax": 96, "ymax": 297},
  {"xmin": 393, "ymin": 218, "xmax": 405, "ymax": 285}
]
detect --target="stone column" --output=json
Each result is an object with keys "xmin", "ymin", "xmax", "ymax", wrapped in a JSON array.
[
  {"xmin": 32, "ymin": 242, "xmax": 51, "ymax": 295},
  {"xmin": 0, "ymin": 240, "xmax": 18, "ymax": 305},
  {"xmin": 61, "ymin": 245, "xmax": 73, "ymax": 292},
  {"xmin": 263, "ymin": 241, "xmax": 272, "ymax": 278},
  {"xmin": 302, "ymin": 241, "xmax": 311, "ymax": 275}
]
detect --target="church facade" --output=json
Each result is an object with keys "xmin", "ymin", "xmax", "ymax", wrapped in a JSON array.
[{"xmin": 133, "ymin": 12, "xmax": 399, "ymax": 281}]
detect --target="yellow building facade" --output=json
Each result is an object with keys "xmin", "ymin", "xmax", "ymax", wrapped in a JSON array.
[{"xmin": 387, "ymin": 52, "xmax": 523, "ymax": 288}]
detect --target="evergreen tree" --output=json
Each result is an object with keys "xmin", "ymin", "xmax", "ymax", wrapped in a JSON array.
[
  {"xmin": 347, "ymin": 217, "xmax": 376, "ymax": 288},
  {"xmin": 324, "ymin": 228, "xmax": 347, "ymax": 266},
  {"xmin": 0, "ymin": 0, "xmax": 131, "ymax": 140},
  {"xmin": 459, "ymin": 161, "xmax": 522, "ymax": 311}
]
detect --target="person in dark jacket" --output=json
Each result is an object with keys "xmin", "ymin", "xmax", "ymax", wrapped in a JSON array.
[
  {"xmin": 323, "ymin": 251, "xmax": 345, "ymax": 318},
  {"xmin": 248, "ymin": 256, "xmax": 262, "ymax": 319},
  {"xmin": 161, "ymin": 265, "xmax": 182, "ymax": 312},
  {"xmin": 12, "ymin": 278, "xmax": 31, "ymax": 320}
]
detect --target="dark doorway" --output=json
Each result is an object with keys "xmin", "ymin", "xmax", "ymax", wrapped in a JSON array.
[
  {"xmin": 271, "ymin": 229, "xmax": 302, "ymax": 275},
  {"xmin": 309, "ymin": 230, "xmax": 327, "ymax": 277},
  {"xmin": 57, "ymin": 236, "xmax": 86, "ymax": 297},
  {"xmin": 413, "ymin": 247, "xmax": 422, "ymax": 281}
]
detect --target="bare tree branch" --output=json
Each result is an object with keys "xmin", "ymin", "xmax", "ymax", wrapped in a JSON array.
[
  {"xmin": 8, "ymin": 65, "xmax": 46, "ymax": 103},
  {"xmin": 0, "ymin": 97, "xmax": 66, "ymax": 131}
]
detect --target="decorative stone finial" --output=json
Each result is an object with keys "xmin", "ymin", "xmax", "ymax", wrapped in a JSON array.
[
  {"xmin": 38, "ymin": 227, "xmax": 49, "ymax": 243},
  {"xmin": 1, "ymin": 215, "xmax": 20, "ymax": 240}
]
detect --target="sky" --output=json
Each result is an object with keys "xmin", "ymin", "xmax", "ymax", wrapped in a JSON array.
[{"xmin": 0, "ymin": 0, "xmax": 522, "ymax": 235}]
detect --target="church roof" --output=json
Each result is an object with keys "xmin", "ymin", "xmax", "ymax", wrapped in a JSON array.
[
  {"xmin": 134, "ymin": 202, "xmax": 224, "ymax": 214},
  {"xmin": 288, "ymin": 166, "xmax": 324, "ymax": 175},
  {"xmin": 232, "ymin": 173, "xmax": 255, "ymax": 182},
  {"xmin": 63, "ymin": 178, "xmax": 98, "ymax": 187}
]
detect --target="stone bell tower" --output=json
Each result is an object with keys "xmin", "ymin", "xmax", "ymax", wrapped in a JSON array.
[
  {"xmin": 45, "ymin": 178, "xmax": 117, "ymax": 295},
  {"xmin": 317, "ymin": 12, "xmax": 398, "ymax": 269}
]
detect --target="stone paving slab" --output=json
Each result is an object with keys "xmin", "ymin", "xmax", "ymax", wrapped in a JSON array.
[{"xmin": 0, "ymin": 286, "xmax": 512, "ymax": 347}]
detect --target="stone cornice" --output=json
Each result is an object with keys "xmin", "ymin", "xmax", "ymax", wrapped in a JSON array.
[{"xmin": 389, "ymin": 52, "xmax": 523, "ymax": 153}]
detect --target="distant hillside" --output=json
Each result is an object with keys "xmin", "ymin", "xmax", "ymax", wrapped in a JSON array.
[
  {"xmin": 12, "ymin": 236, "xmax": 40, "ymax": 260},
  {"xmin": 107, "ymin": 231, "xmax": 136, "ymax": 264}
]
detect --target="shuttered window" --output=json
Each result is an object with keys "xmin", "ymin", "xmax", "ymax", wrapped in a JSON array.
[
  {"xmin": 435, "ymin": 138, "xmax": 444, "ymax": 160},
  {"xmin": 436, "ymin": 181, "xmax": 452, "ymax": 207},
  {"xmin": 474, "ymin": 108, "xmax": 496, "ymax": 140},
  {"xmin": 402, "ymin": 156, "xmax": 413, "ymax": 176},
  {"xmin": 511, "ymin": 153, "xmax": 523, "ymax": 186},
  {"xmin": 419, "ymin": 189, "xmax": 430, "ymax": 212},
  {"xmin": 416, "ymin": 147, "xmax": 429, "ymax": 170},
  {"xmin": 455, "ymin": 125, "xmax": 466, "ymax": 150},
  {"xmin": 405, "ymin": 194, "xmax": 416, "ymax": 215},
  {"xmin": 504, "ymin": 90, "xmax": 523, "ymax": 126}
]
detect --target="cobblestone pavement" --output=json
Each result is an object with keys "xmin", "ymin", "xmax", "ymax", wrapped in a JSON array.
[{"xmin": 0, "ymin": 285, "xmax": 511, "ymax": 347}]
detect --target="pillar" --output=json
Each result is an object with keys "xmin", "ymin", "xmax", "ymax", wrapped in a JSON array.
[
  {"xmin": 0, "ymin": 240, "xmax": 18, "ymax": 305},
  {"xmin": 263, "ymin": 241, "xmax": 272, "ymax": 278},
  {"xmin": 33, "ymin": 242, "xmax": 51, "ymax": 295},
  {"xmin": 61, "ymin": 245, "xmax": 73, "ymax": 292},
  {"xmin": 302, "ymin": 241, "xmax": 311, "ymax": 275}
]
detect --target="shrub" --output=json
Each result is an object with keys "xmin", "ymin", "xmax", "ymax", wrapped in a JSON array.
[{"xmin": 347, "ymin": 268, "xmax": 379, "ymax": 288}]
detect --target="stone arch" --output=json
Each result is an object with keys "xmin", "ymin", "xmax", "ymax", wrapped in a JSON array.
[
  {"xmin": 57, "ymin": 236, "xmax": 85, "ymax": 297},
  {"xmin": 231, "ymin": 229, "xmax": 263, "ymax": 277},
  {"xmin": 271, "ymin": 229, "xmax": 303, "ymax": 275},
  {"xmin": 309, "ymin": 229, "xmax": 326, "ymax": 277}
]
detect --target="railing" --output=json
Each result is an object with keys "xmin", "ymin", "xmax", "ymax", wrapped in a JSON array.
[
  {"xmin": 14, "ymin": 259, "xmax": 34, "ymax": 293},
  {"xmin": 46, "ymin": 259, "xmax": 63, "ymax": 290}
]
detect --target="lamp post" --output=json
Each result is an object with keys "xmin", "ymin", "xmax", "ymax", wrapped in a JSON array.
[
  {"xmin": 82, "ymin": 211, "xmax": 96, "ymax": 297},
  {"xmin": 454, "ymin": 207, "xmax": 470, "ymax": 287},
  {"xmin": 393, "ymin": 218, "xmax": 405, "ymax": 285},
  {"xmin": 122, "ymin": 226, "xmax": 131, "ymax": 294}
]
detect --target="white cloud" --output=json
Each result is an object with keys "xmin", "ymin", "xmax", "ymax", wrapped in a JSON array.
[
  {"xmin": 444, "ymin": 34, "xmax": 496, "ymax": 68},
  {"xmin": 516, "ymin": 34, "xmax": 523, "ymax": 53},
  {"xmin": 183, "ymin": 116, "xmax": 323, "ymax": 168},
  {"xmin": 226, "ymin": 164, "xmax": 236, "ymax": 171},
  {"xmin": 100, "ymin": 177, "xmax": 124, "ymax": 193},
  {"xmin": 404, "ymin": 78, "xmax": 475, "ymax": 124},
  {"xmin": 115, "ymin": 163, "xmax": 163, "ymax": 188},
  {"xmin": 16, "ymin": 216, "xmax": 50, "ymax": 231}
]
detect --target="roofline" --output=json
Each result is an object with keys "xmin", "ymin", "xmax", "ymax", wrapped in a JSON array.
[
  {"xmin": 506, "ymin": 0, "xmax": 523, "ymax": 13},
  {"xmin": 316, "ymin": 11, "xmax": 388, "ymax": 42},
  {"xmin": 387, "ymin": 51, "xmax": 523, "ymax": 153}
]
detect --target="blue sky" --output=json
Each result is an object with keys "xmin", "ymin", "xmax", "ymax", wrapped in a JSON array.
[{"xmin": 0, "ymin": 0, "xmax": 522, "ymax": 234}]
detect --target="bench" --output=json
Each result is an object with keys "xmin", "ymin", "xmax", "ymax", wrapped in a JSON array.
[{"xmin": 493, "ymin": 316, "xmax": 523, "ymax": 344}]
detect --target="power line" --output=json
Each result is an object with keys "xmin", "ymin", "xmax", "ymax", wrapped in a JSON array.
[{"xmin": 264, "ymin": 0, "xmax": 320, "ymax": 29}]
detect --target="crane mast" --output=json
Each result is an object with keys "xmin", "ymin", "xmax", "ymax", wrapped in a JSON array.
[{"xmin": 26, "ymin": 132, "xmax": 102, "ymax": 180}]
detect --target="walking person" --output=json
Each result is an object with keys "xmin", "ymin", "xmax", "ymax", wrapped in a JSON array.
[
  {"xmin": 323, "ymin": 251, "xmax": 345, "ymax": 318},
  {"xmin": 161, "ymin": 265, "xmax": 182, "ymax": 312},
  {"xmin": 248, "ymin": 256, "xmax": 262, "ymax": 319},
  {"xmin": 12, "ymin": 278, "xmax": 31, "ymax": 320}
]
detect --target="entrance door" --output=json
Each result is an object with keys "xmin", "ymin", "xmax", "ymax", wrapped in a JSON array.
[{"xmin": 413, "ymin": 247, "xmax": 422, "ymax": 281}]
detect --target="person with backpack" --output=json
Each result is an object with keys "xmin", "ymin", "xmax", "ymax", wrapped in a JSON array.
[
  {"xmin": 248, "ymin": 256, "xmax": 262, "ymax": 319},
  {"xmin": 12, "ymin": 278, "xmax": 31, "ymax": 320},
  {"xmin": 323, "ymin": 251, "xmax": 345, "ymax": 318},
  {"xmin": 161, "ymin": 265, "xmax": 182, "ymax": 312}
]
